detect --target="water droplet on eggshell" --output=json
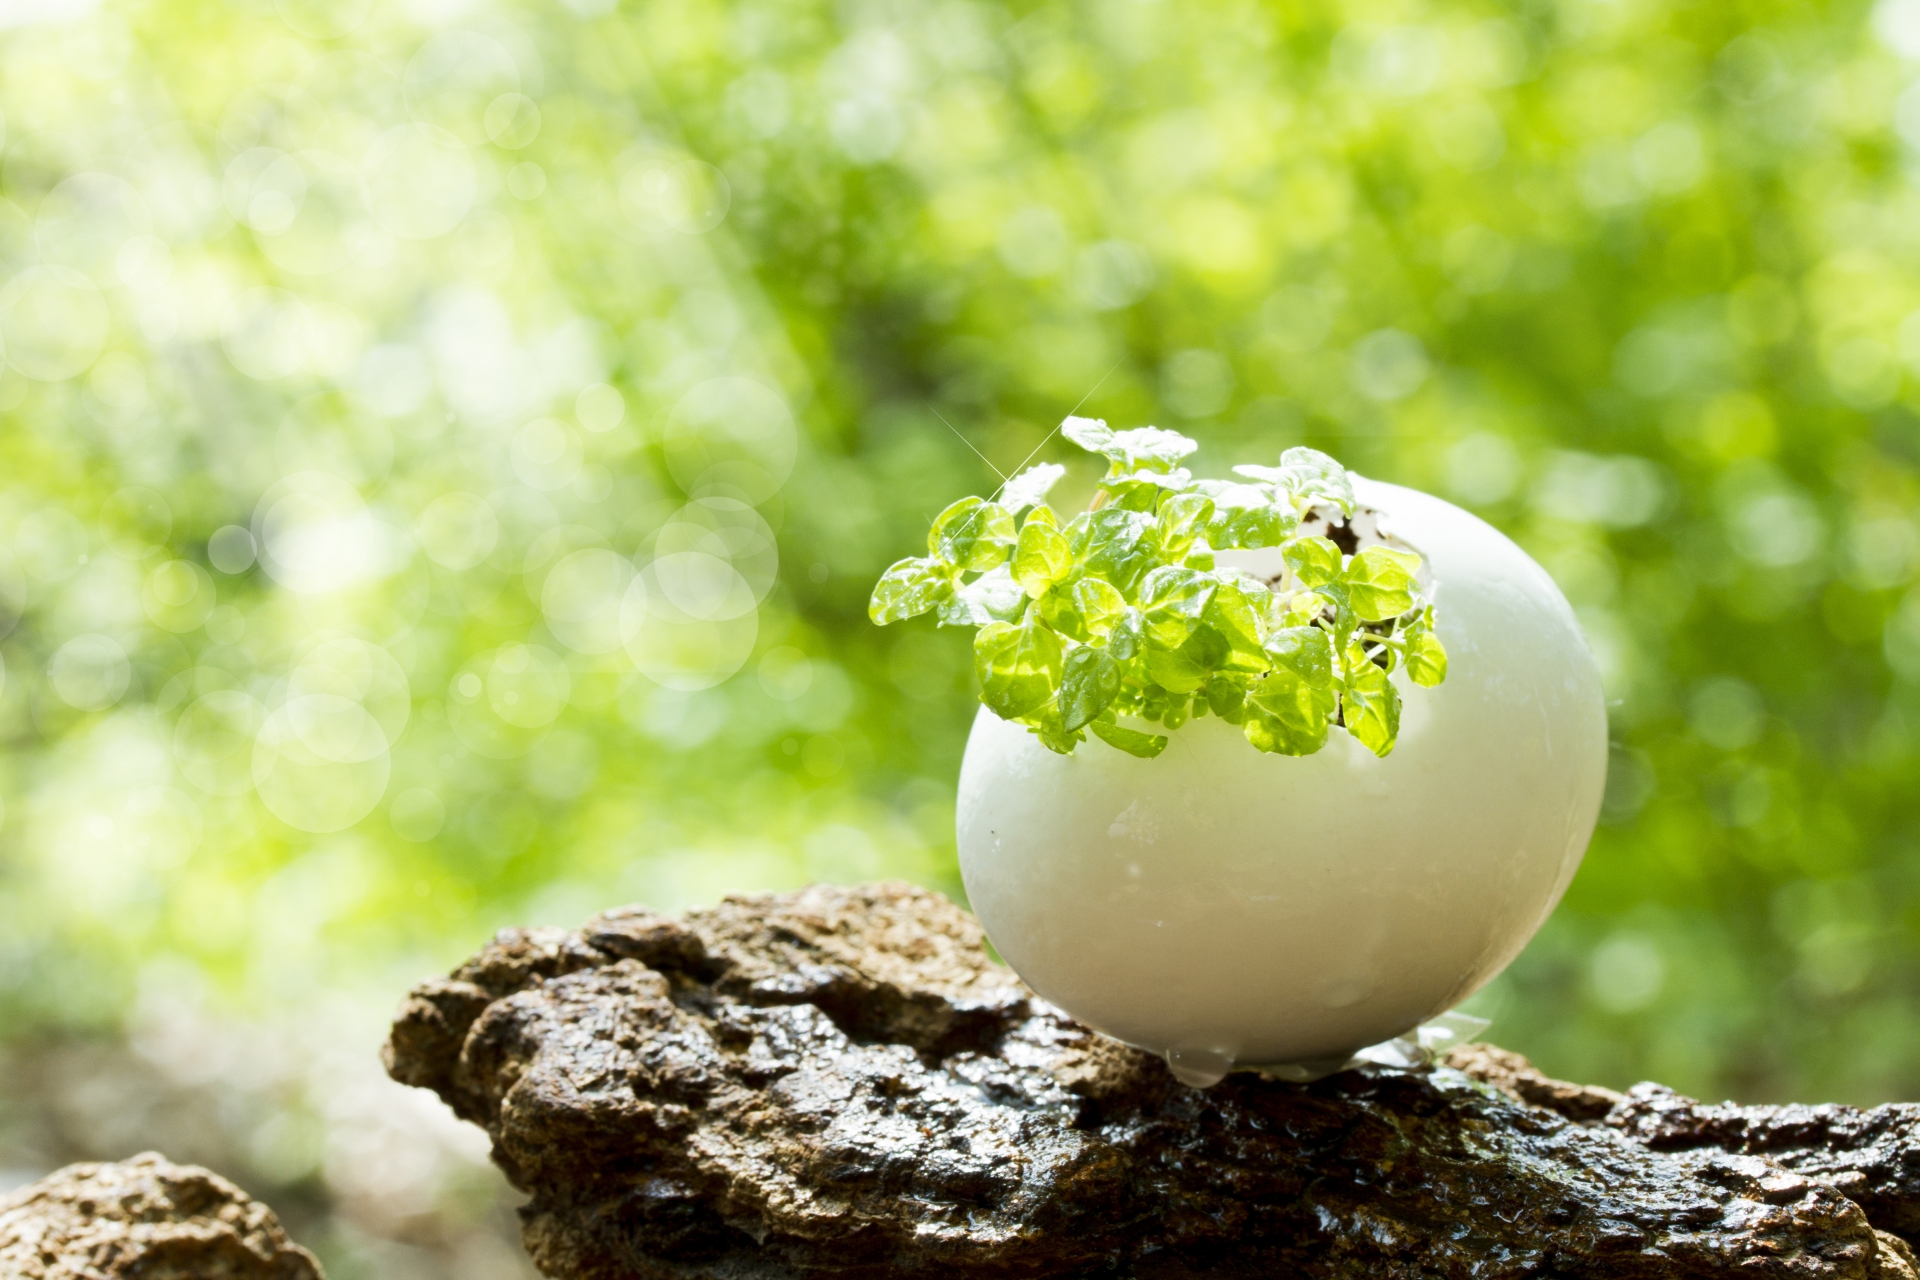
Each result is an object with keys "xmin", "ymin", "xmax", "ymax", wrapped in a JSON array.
[{"xmin": 1165, "ymin": 1045, "xmax": 1235, "ymax": 1089}]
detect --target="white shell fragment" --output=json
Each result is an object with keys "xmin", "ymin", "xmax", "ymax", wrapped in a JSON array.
[{"xmin": 956, "ymin": 477, "xmax": 1609, "ymax": 1078}]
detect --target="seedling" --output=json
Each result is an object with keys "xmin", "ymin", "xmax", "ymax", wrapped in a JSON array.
[{"xmin": 870, "ymin": 418, "xmax": 1448, "ymax": 760}]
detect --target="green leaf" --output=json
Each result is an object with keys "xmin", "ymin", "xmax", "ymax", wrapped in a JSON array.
[
  {"xmin": 1069, "ymin": 508, "xmax": 1160, "ymax": 594},
  {"xmin": 1343, "ymin": 545, "xmax": 1421, "ymax": 622},
  {"xmin": 1062, "ymin": 415, "xmax": 1115, "ymax": 455},
  {"xmin": 1097, "ymin": 480, "xmax": 1169, "ymax": 513},
  {"xmin": 1058, "ymin": 645, "xmax": 1122, "ymax": 731},
  {"xmin": 1157, "ymin": 491, "xmax": 1215, "ymax": 558},
  {"xmin": 1205, "ymin": 675, "xmax": 1248, "ymax": 724},
  {"xmin": 1000, "ymin": 462, "xmax": 1066, "ymax": 513},
  {"xmin": 1403, "ymin": 608, "xmax": 1448, "ymax": 687},
  {"xmin": 1013, "ymin": 519, "xmax": 1073, "ymax": 598},
  {"xmin": 1177, "ymin": 624, "xmax": 1231, "ymax": 672},
  {"xmin": 1137, "ymin": 681, "xmax": 1168, "ymax": 721},
  {"xmin": 1263, "ymin": 625, "xmax": 1334, "ymax": 687},
  {"xmin": 1107, "ymin": 467, "xmax": 1194, "ymax": 497},
  {"xmin": 1106, "ymin": 606, "xmax": 1146, "ymax": 660},
  {"xmin": 1205, "ymin": 574, "xmax": 1269, "ymax": 655},
  {"xmin": 1280, "ymin": 589, "xmax": 1328, "ymax": 628},
  {"xmin": 1046, "ymin": 576, "xmax": 1128, "ymax": 639},
  {"xmin": 1199, "ymin": 482, "xmax": 1298, "ymax": 549},
  {"xmin": 1075, "ymin": 578, "xmax": 1129, "ymax": 633},
  {"xmin": 1145, "ymin": 646, "xmax": 1208, "ymax": 693},
  {"xmin": 869, "ymin": 556, "xmax": 954, "ymax": 624},
  {"xmin": 938, "ymin": 565, "xmax": 1029, "ymax": 626},
  {"xmin": 1341, "ymin": 659, "xmax": 1402, "ymax": 757},
  {"xmin": 1110, "ymin": 427, "xmax": 1199, "ymax": 471},
  {"xmin": 1065, "ymin": 416, "xmax": 1200, "ymax": 473},
  {"xmin": 870, "ymin": 430, "xmax": 1442, "ymax": 763},
  {"xmin": 929, "ymin": 496, "xmax": 1016, "ymax": 571},
  {"xmin": 1138, "ymin": 565, "xmax": 1216, "ymax": 650},
  {"xmin": 1283, "ymin": 535, "xmax": 1343, "ymax": 588},
  {"xmin": 1027, "ymin": 706, "xmax": 1084, "ymax": 755},
  {"xmin": 1243, "ymin": 666, "xmax": 1334, "ymax": 756},
  {"xmin": 1089, "ymin": 714, "xmax": 1169, "ymax": 759},
  {"xmin": 974, "ymin": 618, "xmax": 1063, "ymax": 720},
  {"xmin": 1036, "ymin": 584, "xmax": 1083, "ymax": 639},
  {"xmin": 1278, "ymin": 446, "xmax": 1356, "ymax": 515}
]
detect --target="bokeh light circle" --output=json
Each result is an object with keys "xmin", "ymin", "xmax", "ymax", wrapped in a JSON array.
[
  {"xmin": 18, "ymin": 508, "xmax": 88, "ymax": 582},
  {"xmin": 619, "ymin": 158, "xmax": 731, "ymax": 234},
  {"xmin": 253, "ymin": 471, "xmax": 396, "ymax": 595},
  {"xmin": 484, "ymin": 93, "xmax": 541, "ymax": 148},
  {"xmin": 540, "ymin": 548, "xmax": 635, "ymax": 654},
  {"xmin": 510, "ymin": 417, "xmax": 581, "ymax": 491},
  {"xmin": 173, "ymin": 690, "xmax": 267, "ymax": 796},
  {"xmin": 447, "ymin": 644, "xmax": 569, "ymax": 758},
  {"xmin": 576, "ymin": 383, "xmax": 624, "ymax": 433},
  {"xmin": 208, "ymin": 525, "xmax": 257, "ymax": 574},
  {"xmin": 415, "ymin": 491, "xmax": 498, "ymax": 570},
  {"xmin": 280, "ymin": 693, "xmax": 389, "ymax": 763},
  {"xmin": 646, "ymin": 551, "xmax": 756, "ymax": 621},
  {"xmin": 290, "ymin": 636, "xmax": 410, "ymax": 743},
  {"xmin": 620, "ymin": 574, "xmax": 758, "ymax": 691},
  {"xmin": 662, "ymin": 376, "xmax": 796, "ymax": 503},
  {"xmin": 141, "ymin": 560, "xmax": 216, "ymax": 633},
  {"xmin": 655, "ymin": 497, "xmax": 779, "ymax": 603},
  {"xmin": 758, "ymin": 647, "xmax": 814, "ymax": 701},
  {"xmin": 223, "ymin": 287, "xmax": 314, "ymax": 381},
  {"xmin": 49, "ymin": 634, "xmax": 131, "ymax": 710},
  {"xmin": 0, "ymin": 266, "xmax": 109, "ymax": 381},
  {"xmin": 255, "ymin": 151, "xmax": 379, "ymax": 277},
  {"xmin": 37, "ymin": 173, "xmax": 152, "ymax": 284},
  {"xmin": 406, "ymin": 31, "xmax": 520, "ymax": 147},
  {"xmin": 120, "ymin": 785, "xmax": 202, "ymax": 870},
  {"xmin": 361, "ymin": 124, "xmax": 476, "ymax": 240},
  {"xmin": 253, "ymin": 701, "xmax": 391, "ymax": 833}
]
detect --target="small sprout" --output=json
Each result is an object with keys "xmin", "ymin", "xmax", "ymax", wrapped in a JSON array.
[{"xmin": 869, "ymin": 419, "xmax": 1449, "ymax": 760}]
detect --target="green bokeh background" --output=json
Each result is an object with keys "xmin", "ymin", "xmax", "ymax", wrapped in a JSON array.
[{"xmin": 6, "ymin": 0, "xmax": 1920, "ymax": 1265}]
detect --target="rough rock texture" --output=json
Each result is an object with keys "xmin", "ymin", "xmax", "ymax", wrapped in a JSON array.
[
  {"xmin": 1444, "ymin": 1041, "xmax": 1628, "ymax": 1121},
  {"xmin": 1606, "ymin": 1084, "xmax": 1920, "ymax": 1246},
  {"xmin": 0, "ymin": 1152, "xmax": 323, "ymax": 1279},
  {"xmin": 387, "ymin": 880, "xmax": 1920, "ymax": 1280}
]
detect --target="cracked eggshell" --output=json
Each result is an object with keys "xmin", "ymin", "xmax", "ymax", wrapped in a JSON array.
[{"xmin": 956, "ymin": 477, "xmax": 1608, "ymax": 1069}]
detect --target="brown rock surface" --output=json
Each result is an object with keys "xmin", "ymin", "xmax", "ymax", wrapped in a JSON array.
[
  {"xmin": 386, "ymin": 880, "xmax": 1920, "ymax": 1279},
  {"xmin": 0, "ymin": 1151, "xmax": 323, "ymax": 1279},
  {"xmin": 1605, "ymin": 1084, "xmax": 1920, "ymax": 1248}
]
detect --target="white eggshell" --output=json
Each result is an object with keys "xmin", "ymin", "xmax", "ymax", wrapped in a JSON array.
[{"xmin": 956, "ymin": 477, "xmax": 1608, "ymax": 1069}]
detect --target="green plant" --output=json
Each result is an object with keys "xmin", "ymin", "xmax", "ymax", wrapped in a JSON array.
[{"xmin": 870, "ymin": 419, "xmax": 1448, "ymax": 759}]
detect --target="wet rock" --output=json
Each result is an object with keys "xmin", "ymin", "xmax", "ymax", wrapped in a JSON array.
[
  {"xmin": 1446, "ymin": 1046, "xmax": 1920, "ymax": 1277},
  {"xmin": 1444, "ymin": 1047, "xmax": 1920, "ymax": 1255},
  {"xmin": 1604, "ymin": 1084, "xmax": 1920, "ymax": 1246},
  {"xmin": 387, "ymin": 881, "xmax": 1919, "ymax": 1279},
  {"xmin": 1444, "ymin": 1041, "xmax": 1628, "ymax": 1121},
  {"xmin": 0, "ymin": 1151, "xmax": 323, "ymax": 1279}
]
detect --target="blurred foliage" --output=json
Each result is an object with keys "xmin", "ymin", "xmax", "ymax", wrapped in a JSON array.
[{"xmin": 4, "ymin": 0, "xmax": 1920, "ymax": 1126}]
